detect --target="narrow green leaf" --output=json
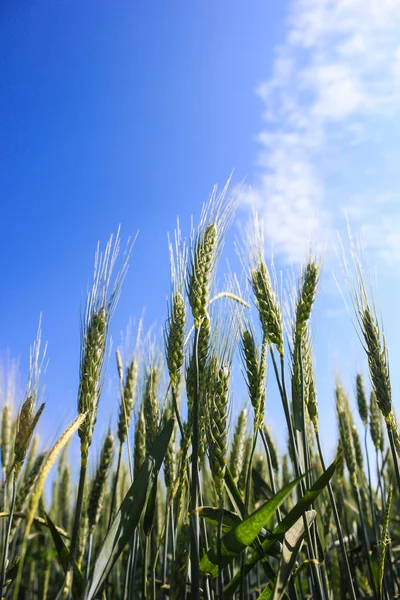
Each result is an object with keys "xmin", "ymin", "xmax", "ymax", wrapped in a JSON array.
[
  {"xmin": 200, "ymin": 474, "xmax": 303, "ymax": 576},
  {"xmin": 44, "ymin": 512, "xmax": 85, "ymax": 600},
  {"xmin": 272, "ymin": 510, "xmax": 316, "ymax": 600},
  {"xmin": 224, "ymin": 466, "xmax": 246, "ymax": 517},
  {"xmin": 257, "ymin": 583, "xmax": 273, "ymax": 600},
  {"xmin": 85, "ymin": 417, "xmax": 174, "ymax": 600},
  {"xmin": 225, "ymin": 453, "xmax": 340, "ymax": 598},
  {"xmin": 143, "ymin": 477, "xmax": 158, "ymax": 536},
  {"xmin": 197, "ymin": 506, "xmax": 242, "ymax": 531}
]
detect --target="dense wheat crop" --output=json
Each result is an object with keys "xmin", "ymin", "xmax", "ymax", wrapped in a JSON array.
[{"xmin": 1, "ymin": 184, "xmax": 399, "ymax": 599}]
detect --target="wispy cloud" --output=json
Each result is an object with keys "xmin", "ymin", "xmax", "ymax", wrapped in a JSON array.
[{"xmin": 244, "ymin": 0, "xmax": 400, "ymax": 264}]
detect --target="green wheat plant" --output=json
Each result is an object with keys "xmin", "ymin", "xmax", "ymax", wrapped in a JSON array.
[{"xmin": 1, "ymin": 188, "xmax": 400, "ymax": 600}]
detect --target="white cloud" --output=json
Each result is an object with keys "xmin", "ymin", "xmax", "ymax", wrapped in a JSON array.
[{"xmin": 243, "ymin": 0, "xmax": 400, "ymax": 264}]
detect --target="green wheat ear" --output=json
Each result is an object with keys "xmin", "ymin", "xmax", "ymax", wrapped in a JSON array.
[
  {"xmin": 241, "ymin": 328, "xmax": 265, "ymax": 430},
  {"xmin": 206, "ymin": 357, "xmax": 230, "ymax": 504},
  {"xmin": 133, "ymin": 403, "xmax": 146, "ymax": 480},
  {"xmin": 117, "ymin": 355, "xmax": 138, "ymax": 446},
  {"xmin": 87, "ymin": 432, "xmax": 114, "ymax": 533},
  {"xmin": 356, "ymin": 373, "xmax": 369, "ymax": 427},
  {"xmin": 143, "ymin": 365, "xmax": 160, "ymax": 453},
  {"xmin": 336, "ymin": 383, "xmax": 358, "ymax": 490},
  {"xmin": 370, "ymin": 391, "xmax": 383, "ymax": 453},
  {"xmin": 229, "ymin": 408, "xmax": 248, "ymax": 482}
]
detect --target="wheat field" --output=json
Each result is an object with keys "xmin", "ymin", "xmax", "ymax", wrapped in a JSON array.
[{"xmin": 0, "ymin": 184, "xmax": 399, "ymax": 600}]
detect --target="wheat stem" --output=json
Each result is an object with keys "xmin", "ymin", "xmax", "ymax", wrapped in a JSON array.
[{"xmin": 0, "ymin": 477, "xmax": 16, "ymax": 597}]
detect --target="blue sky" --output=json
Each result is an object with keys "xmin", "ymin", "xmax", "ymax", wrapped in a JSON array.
[{"xmin": 1, "ymin": 0, "xmax": 400, "ymax": 461}]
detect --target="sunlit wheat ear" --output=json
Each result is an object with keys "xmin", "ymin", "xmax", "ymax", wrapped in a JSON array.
[
  {"xmin": 88, "ymin": 432, "xmax": 114, "ymax": 533},
  {"xmin": 338, "ymin": 233, "xmax": 392, "ymax": 421},
  {"xmin": 166, "ymin": 220, "xmax": 187, "ymax": 392},
  {"xmin": 78, "ymin": 228, "xmax": 132, "ymax": 463},
  {"xmin": 185, "ymin": 312, "xmax": 211, "ymax": 414},
  {"xmin": 117, "ymin": 355, "xmax": 138, "ymax": 446},
  {"xmin": 14, "ymin": 400, "xmax": 44, "ymax": 478},
  {"xmin": 133, "ymin": 404, "xmax": 146, "ymax": 480},
  {"xmin": 356, "ymin": 373, "xmax": 369, "ymax": 427},
  {"xmin": 163, "ymin": 407, "xmax": 177, "ymax": 500},
  {"xmin": 336, "ymin": 382, "xmax": 358, "ymax": 490},
  {"xmin": 187, "ymin": 178, "xmax": 236, "ymax": 329},
  {"xmin": 229, "ymin": 408, "xmax": 248, "ymax": 483},
  {"xmin": 294, "ymin": 259, "xmax": 320, "ymax": 339},
  {"xmin": 370, "ymin": 391, "xmax": 384, "ymax": 453},
  {"xmin": 241, "ymin": 211, "xmax": 283, "ymax": 355},
  {"xmin": 241, "ymin": 327, "xmax": 266, "ymax": 430},
  {"xmin": 351, "ymin": 422, "xmax": 364, "ymax": 471},
  {"xmin": 204, "ymin": 307, "xmax": 238, "ymax": 502},
  {"xmin": 238, "ymin": 435, "xmax": 252, "ymax": 493},
  {"xmin": 59, "ymin": 463, "xmax": 71, "ymax": 531},
  {"xmin": 305, "ymin": 337, "xmax": 319, "ymax": 433},
  {"xmin": 14, "ymin": 320, "xmax": 46, "ymax": 478},
  {"xmin": 205, "ymin": 356, "xmax": 230, "ymax": 504},
  {"xmin": 143, "ymin": 363, "xmax": 160, "ymax": 453}
]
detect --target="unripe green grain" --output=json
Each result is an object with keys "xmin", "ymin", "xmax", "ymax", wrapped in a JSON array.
[
  {"xmin": 188, "ymin": 224, "xmax": 217, "ymax": 328},
  {"xmin": 361, "ymin": 307, "xmax": 391, "ymax": 419},
  {"xmin": 134, "ymin": 405, "xmax": 146, "ymax": 480},
  {"xmin": 229, "ymin": 408, "xmax": 248, "ymax": 482},
  {"xmin": 241, "ymin": 329, "xmax": 265, "ymax": 429},
  {"xmin": 238, "ymin": 435, "xmax": 252, "ymax": 494},
  {"xmin": 166, "ymin": 292, "xmax": 186, "ymax": 390},
  {"xmin": 164, "ymin": 408, "xmax": 177, "ymax": 498},
  {"xmin": 251, "ymin": 262, "xmax": 283, "ymax": 355},
  {"xmin": 143, "ymin": 366, "xmax": 160, "ymax": 453},
  {"xmin": 356, "ymin": 374, "xmax": 369, "ymax": 427},
  {"xmin": 117, "ymin": 357, "xmax": 138, "ymax": 445},
  {"xmin": 87, "ymin": 432, "xmax": 114, "ymax": 533},
  {"xmin": 206, "ymin": 358, "xmax": 230, "ymax": 503},
  {"xmin": 370, "ymin": 391, "xmax": 383, "ymax": 453},
  {"xmin": 78, "ymin": 308, "xmax": 107, "ymax": 461},
  {"xmin": 351, "ymin": 423, "xmax": 364, "ymax": 471},
  {"xmin": 338, "ymin": 408, "xmax": 358, "ymax": 490},
  {"xmin": 14, "ymin": 400, "xmax": 44, "ymax": 477},
  {"xmin": 295, "ymin": 261, "xmax": 319, "ymax": 338}
]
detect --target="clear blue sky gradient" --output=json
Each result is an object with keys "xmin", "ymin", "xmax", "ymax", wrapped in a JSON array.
[{"xmin": 1, "ymin": 1, "xmax": 399, "ymax": 463}]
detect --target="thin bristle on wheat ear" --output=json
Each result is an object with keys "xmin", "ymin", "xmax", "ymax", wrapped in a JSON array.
[
  {"xmin": 187, "ymin": 179, "xmax": 237, "ymax": 328},
  {"xmin": 78, "ymin": 229, "xmax": 133, "ymax": 459}
]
